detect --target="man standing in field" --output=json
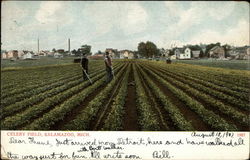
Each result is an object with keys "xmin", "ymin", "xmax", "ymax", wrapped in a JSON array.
[
  {"xmin": 80, "ymin": 54, "xmax": 89, "ymax": 81},
  {"xmin": 104, "ymin": 51, "xmax": 113, "ymax": 83}
]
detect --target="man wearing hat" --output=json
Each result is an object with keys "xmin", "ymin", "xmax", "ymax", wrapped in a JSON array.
[
  {"xmin": 104, "ymin": 51, "xmax": 113, "ymax": 83},
  {"xmin": 80, "ymin": 54, "xmax": 89, "ymax": 81}
]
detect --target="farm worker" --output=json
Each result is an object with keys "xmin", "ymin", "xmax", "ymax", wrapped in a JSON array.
[
  {"xmin": 104, "ymin": 51, "xmax": 113, "ymax": 83},
  {"xmin": 80, "ymin": 54, "xmax": 89, "ymax": 81}
]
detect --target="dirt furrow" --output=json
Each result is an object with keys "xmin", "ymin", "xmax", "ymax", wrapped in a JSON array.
[{"xmin": 123, "ymin": 64, "xmax": 139, "ymax": 131}]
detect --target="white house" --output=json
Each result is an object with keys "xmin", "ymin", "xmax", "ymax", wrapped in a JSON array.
[
  {"xmin": 192, "ymin": 50, "xmax": 201, "ymax": 59},
  {"xmin": 39, "ymin": 51, "xmax": 48, "ymax": 56},
  {"xmin": 179, "ymin": 48, "xmax": 191, "ymax": 59},
  {"xmin": 18, "ymin": 50, "xmax": 25, "ymax": 58},
  {"xmin": 119, "ymin": 50, "xmax": 134, "ymax": 59},
  {"xmin": 54, "ymin": 52, "xmax": 63, "ymax": 58},
  {"xmin": 23, "ymin": 52, "xmax": 33, "ymax": 59},
  {"xmin": 2, "ymin": 52, "xmax": 8, "ymax": 59},
  {"xmin": 175, "ymin": 48, "xmax": 191, "ymax": 59},
  {"xmin": 174, "ymin": 48, "xmax": 184, "ymax": 59},
  {"xmin": 123, "ymin": 50, "xmax": 134, "ymax": 59}
]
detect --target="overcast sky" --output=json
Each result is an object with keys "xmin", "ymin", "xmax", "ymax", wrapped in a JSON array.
[{"xmin": 1, "ymin": 1, "xmax": 249, "ymax": 53}]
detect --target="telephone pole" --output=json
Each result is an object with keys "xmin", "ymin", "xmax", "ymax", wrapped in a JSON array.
[
  {"xmin": 68, "ymin": 38, "xmax": 70, "ymax": 53},
  {"xmin": 38, "ymin": 38, "xmax": 40, "ymax": 53}
]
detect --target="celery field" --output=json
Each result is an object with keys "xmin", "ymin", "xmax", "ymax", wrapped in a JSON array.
[{"xmin": 1, "ymin": 60, "xmax": 249, "ymax": 131}]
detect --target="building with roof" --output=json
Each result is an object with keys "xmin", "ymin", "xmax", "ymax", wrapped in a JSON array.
[{"xmin": 209, "ymin": 46, "xmax": 225, "ymax": 59}]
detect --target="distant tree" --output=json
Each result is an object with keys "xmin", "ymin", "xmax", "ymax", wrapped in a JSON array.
[
  {"xmin": 145, "ymin": 41, "xmax": 159, "ymax": 57},
  {"xmin": 159, "ymin": 48, "xmax": 165, "ymax": 57},
  {"xmin": 52, "ymin": 48, "xmax": 56, "ymax": 53},
  {"xmin": 137, "ymin": 41, "xmax": 159, "ymax": 58},
  {"xmin": 133, "ymin": 51, "xmax": 139, "ymax": 58},
  {"xmin": 168, "ymin": 49, "xmax": 175, "ymax": 56},
  {"xmin": 138, "ymin": 42, "xmax": 146, "ymax": 57},
  {"xmin": 97, "ymin": 50, "xmax": 102, "ymax": 54},
  {"xmin": 80, "ymin": 44, "xmax": 91, "ymax": 56},
  {"xmin": 72, "ymin": 49, "xmax": 77, "ymax": 56},
  {"xmin": 76, "ymin": 48, "xmax": 82, "ymax": 57}
]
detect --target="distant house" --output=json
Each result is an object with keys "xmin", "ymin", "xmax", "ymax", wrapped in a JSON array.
[
  {"xmin": 54, "ymin": 52, "xmax": 63, "ymax": 58},
  {"xmin": 57, "ymin": 49, "xmax": 65, "ymax": 54},
  {"xmin": 17, "ymin": 50, "xmax": 25, "ymax": 58},
  {"xmin": 160, "ymin": 48, "xmax": 170, "ymax": 57},
  {"xmin": 229, "ymin": 46, "xmax": 250, "ymax": 60},
  {"xmin": 209, "ymin": 46, "xmax": 225, "ymax": 59},
  {"xmin": 120, "ymin": 50, "xmax": 134, "ymax": 59},
  {"xmin": 174, "ymin": 48, "xmax": 192, "ymax": 59},
  {"xmin": 192, "ymin": 50, "xmax": 201, "ymax": 59},
  {"xmin": 181, "ymin": 48, "xmax": 192, "ymax": 59},
  {"xmin": 39, "ymin": 51, "xmax": 49, "ymax": 56},
  {"xmin": 174, "ymin": 48, "xmax": 184, "ymax": 59},
  {"xmin": 5, "ymin": 50, "xmax": 18, "ymax": 59},
  {"xmin": 2, "ymin": 52, "xmax": 8, "ymax": 59},
  {"xmin": 23, "ymin": 52, "xmax": 34, "ymax": 59}
]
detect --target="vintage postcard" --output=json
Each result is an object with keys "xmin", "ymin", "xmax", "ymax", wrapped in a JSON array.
[{"xmin": 1, "ymin": 1, "xmax": 249, "ymax": 159}]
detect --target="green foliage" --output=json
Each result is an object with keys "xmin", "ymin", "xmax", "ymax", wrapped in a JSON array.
[
  {"xmin": 63, "ymin": 64, "xmax": 127, "ymax": 130},
  {"xmin": 1, "ymin": 59, "xmax": 248, "ymax": 131},
  {"xmin": 147, "ymin": 63, "xmax": 249, "ymax": 127},
  {"xmin": 142, "ymin": 63, "xmax": 240, "ymax": 130},
  {"xmin": 133, "ymin": 65, "xmax": 161, "ymax": 131},
  {"xmin": 102, "ymin": 65, "xmax": 130, "ymax": 130},
  {"xmin": 137, "ymin": 41, "xmax": 159, "ymax": 58},
  {"xmin": 138, "ymin": 65, "xmax": 194, "ymax": 131},
  {"xmin": 80, "ymin": 44, "xmax": 92, "ymax": 56}
]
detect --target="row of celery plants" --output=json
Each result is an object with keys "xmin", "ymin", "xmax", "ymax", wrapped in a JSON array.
[
  {"xmin": 1, "ymin": 64, "xmax": 124, "ymax": 129},
  {"xmin": 0, "ymin": 66, "xmax": 108, "ymax": 122},
  {"xmin": 1, "ymin": 63, "xmax": 110, "ymax": 107},
  {"xmin": 1, "ymin": 63, "xmax": 103, "ymax": 98},
  {"xmin": 0, "ymin": 63, "xmax": 122, "ymax": 121},
  {"xmin": 156, "ymin": 62, "xmax": 249, "ymax": 94},
  {"xmin": 1, "ymin": 61, "xmax": 104, "ymax": 94},
  {"xmin": 137, "ymin": 64, "xmax": 194, "ymax": 131},
  {"xmin": 60, "ymin": 64, "xmax": 129, "ymax": 130},
  {"xmin": 141, "ymin": 63, "xmax": 238, "ymax": 131},
  {"xmin": 22, "ymin": 64, "xmax": 126, "ymax": 130},
  {"xmin": 132, "ymin": 64, "xmax": 161, "ymax": 131},
  {"xmin": 144, "ymin": 64, "xmax": 249, "ymax": 127},
  {"xmin": 101, "ymin": 64, "xmax": 130, "ymax": 130},
  {"xmin": 1, "ymin": 64, "xmax": 81, "ymax": 92},
  {"xmin": 146, "ymin": 64, "xmax": 249, "ymax": 111},
  {"xmin": 171, "ymin": 62, "xmax": 250, "ymax": 88},
  {"xmin": 149, "ymin": 63, "xmax": 249, "ymax": 103}
]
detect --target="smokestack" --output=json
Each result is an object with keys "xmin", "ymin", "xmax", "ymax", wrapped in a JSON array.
[
  {"xmin": 68, "ymin": 38, "xmax": 70, "ymax": 53},
  {"xmin": 38, "ymin": 38, "xmax": 40, "ymax": 53}
]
